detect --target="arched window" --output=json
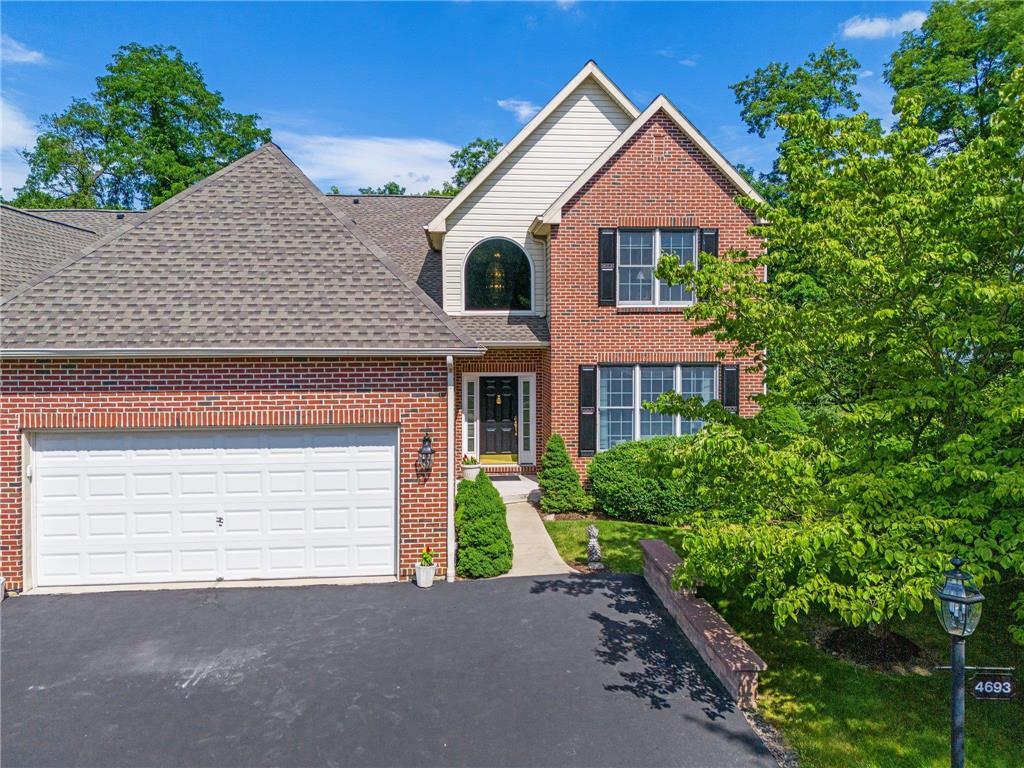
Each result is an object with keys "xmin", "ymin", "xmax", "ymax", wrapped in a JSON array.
[{"xmin": 464, "ymin": 238, "xmax": 532, "ymax": 311}]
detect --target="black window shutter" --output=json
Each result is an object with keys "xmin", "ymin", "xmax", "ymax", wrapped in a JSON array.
[
  {"xmin": 579, "ymin": 365, "xmax": 598, "ymax": 456},
  {"xmin": 699, "ymin": 229, "xmax": 719, "ymax": 262},
  {"xmin": 598, "ymin": 229, "xmax": 617, "ymax": 305},
  {"xmin": 720, "ymin": 364, "xmax": 740, "ymax": 413}
]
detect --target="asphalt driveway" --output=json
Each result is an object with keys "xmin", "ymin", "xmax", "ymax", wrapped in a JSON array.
[{"xmin": 1, "ymin": 575, "xmax": 775, "ymax": 767}]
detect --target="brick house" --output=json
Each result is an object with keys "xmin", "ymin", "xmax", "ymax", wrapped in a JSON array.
[{"xmin": 0, "ymin": 62, "xmax": 763, "ymax": 592}]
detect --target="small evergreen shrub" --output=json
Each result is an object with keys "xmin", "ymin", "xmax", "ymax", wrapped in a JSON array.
[
  {"xmin": 538, "ymin": 433, "xmax": 592, "ymax": 514},
  {"xmin": 588, "ymin": 437, "xmax": 691, "ymax": 525},
  {"xmin": 455, "ymin": 472, "xmax": 513, "ymax": 578}
]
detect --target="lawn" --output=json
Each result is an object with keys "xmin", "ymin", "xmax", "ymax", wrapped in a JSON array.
[{"xmin": 545, "ymin": 519, "xmax": 1024, "ymax": 768}]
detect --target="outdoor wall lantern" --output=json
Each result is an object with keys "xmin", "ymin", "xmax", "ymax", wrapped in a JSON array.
[
  {"xmin": 417, "ymin": 431, "xmax": 435, "ymax": 473},
  {"xmin": 934, "ymin": 556, "xmax": 985, "ymax": 768}
]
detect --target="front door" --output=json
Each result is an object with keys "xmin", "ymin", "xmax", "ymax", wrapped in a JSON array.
[{"xmin": 480, "ymin": 376, "xmax": 518, "ymax": 461}]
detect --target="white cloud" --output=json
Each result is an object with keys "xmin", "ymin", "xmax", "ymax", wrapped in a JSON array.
[
  {"xmin": 497, "ymin": 98, "xmax": 541, "ymax": 124},
  {"xmin": 555, "ymin": 0, "xmax": 577, "ymax": 9},
  {"xmin": 1, "ymin": 97, "xmax": 36, "ymax": 197},
  {"xmin": 275, "ymin": 132, "xmax": 457, "ymax": 194},
  {"xmin": 656, "ymin": 49, "xmax": 699, "ymax": 67},
  {"xmin": 859, "ymin": 69, "xmax": 875, "ymax": 79},
  {"xmin": 1, "ymin": 34, "xmax": 45, "ymax": 64},
  {"xmin": 841, "ymin": 11, "xmax": 926, "ymax": 39}
]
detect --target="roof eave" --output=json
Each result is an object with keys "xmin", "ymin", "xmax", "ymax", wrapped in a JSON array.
[{"xmin": 0, "ymin": 346, "xmax": 487, "ymax": 360}]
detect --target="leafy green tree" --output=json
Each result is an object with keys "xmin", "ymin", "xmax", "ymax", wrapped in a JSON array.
[
  {"xmin": 425, "ymin": 137, "xmax": 503, "ymax": 196},
  {"xmin": 13, "ymin": 44, "xmax": 270, "ymax": 209},
  {"xmin": 357, "ymin": 181, "xmax": 407, "ymax": 195},
  {"xmin": 732, "ymin": 43, "xmax": 862, "ymax": 139},
  {"xmin": 655, "ymin": 70, "xmax": 1024, "ymax": 640},
  {"xmin": 538, "ymin": 434, "xmax": 590, "ymax": 514},
  {"xmin": 730, "ymin": 44, "xmax": 864, "ymax": 202},
  {"xmin": 886, "ymin": 0, "xmax": 1024, "ymax": 153}
]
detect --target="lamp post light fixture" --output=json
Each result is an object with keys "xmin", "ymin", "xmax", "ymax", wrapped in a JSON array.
[
  {"xmin": 934, "ymin": 556, "xmax": 985, "ymax": 768},
  {"xmin": 417, "ymin": 431, "xmax": 435, "ymax": 474}
]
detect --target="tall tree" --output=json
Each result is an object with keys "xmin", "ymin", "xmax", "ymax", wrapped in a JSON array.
[
  {"xmin": 357, "ymin": 181, "xmax": 406, "ymax": 195},
  {"xmin": 732, "ymin": 43, "xmax": 862, "ymax": 139},
  {"xmin": 654, "ymin": 70, "xmax": 1024, "ymax": 639},
  {"xmin": 13, "ymin": 44, "xmax": 270, "ymax": 209},
  {"xmin": 730, "ymin": 44, "xmax": 864, "ymax": 201},
  {"xmin": 886, "ymin": 0, "xmax": 1024, "ymax": 153},
  {"xmin": 425, "ymin": 137, "xmax": 503, "ymax": 196}
]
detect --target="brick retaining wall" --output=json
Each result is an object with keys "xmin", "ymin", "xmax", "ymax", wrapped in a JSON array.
[{"xmin": 640, "ymin": 539, "xmax": 766, "ymax": 709}]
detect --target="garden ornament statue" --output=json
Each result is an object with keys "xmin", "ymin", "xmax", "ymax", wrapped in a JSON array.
[{"xmin": 587, "ymin": 524, "xmax": 604, "ymax": 570}]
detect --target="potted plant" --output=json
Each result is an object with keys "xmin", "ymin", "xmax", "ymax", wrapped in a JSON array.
[
  {"xmin": 415, "ymin": 546, "xmax": 437, "ymax": 588},
  {"xmin": 461, "ymin": 454, "xmax": 481, "ymax": 480}
]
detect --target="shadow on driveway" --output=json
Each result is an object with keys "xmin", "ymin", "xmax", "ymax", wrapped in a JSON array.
[{"xmin": 2, "ymin": 574, "xmax": 774, "ymax": 767}]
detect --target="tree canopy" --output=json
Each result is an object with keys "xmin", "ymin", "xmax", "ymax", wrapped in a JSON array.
[
  {"xmin": 887, "ymin": 0, "xmax": 1024, "ymax": 153},
  {"xmin": 357, "ymin": 181, "xmax": 407, "ymax": 195},
  {"xmin": 11, "ymin": 44, "xmax": 270, "ymax": 209},
  {"xmin": 425, "ymin": 137, "xmax": 503, "ymax": 196},
  {"xmin": 654, "ymin": 4, "xmax": 1024, "ymax": 640}
]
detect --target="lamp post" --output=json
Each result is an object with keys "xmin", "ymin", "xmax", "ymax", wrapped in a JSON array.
[{"xmin": 934, "ymin": 557, "xmax": 985, "ymax": 768}]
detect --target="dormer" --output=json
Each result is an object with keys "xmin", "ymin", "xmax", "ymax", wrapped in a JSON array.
[{"xmin": 425, "ymin": 61, "xmax": 638, "ymax": 316}]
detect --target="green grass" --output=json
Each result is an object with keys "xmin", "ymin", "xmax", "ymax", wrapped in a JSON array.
[{"xmin": 545, "ymin": 519, "xmax": 1024, "ymax": 768}]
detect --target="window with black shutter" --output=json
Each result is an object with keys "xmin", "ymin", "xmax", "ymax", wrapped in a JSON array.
[{"xmin": 721, "ymin": 364, "xmax": 740, "ymax": 413}]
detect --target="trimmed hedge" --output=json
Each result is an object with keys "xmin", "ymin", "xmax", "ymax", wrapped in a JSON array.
[
  {"xmin": 455, "ymin": 472, "xmax": 513, "ymax": 578},
  {"xmin": 538, "ymin": 433, "xmax": 591, "ymax": 514},
  {"xmin": 588, "ymin": 437, "xmax": 691, "ymax": 525}
]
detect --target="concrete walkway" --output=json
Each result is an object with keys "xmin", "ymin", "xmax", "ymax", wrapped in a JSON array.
[{"xmin": 489, "ymin": 474, "xmax": 573, "ymax": 577}]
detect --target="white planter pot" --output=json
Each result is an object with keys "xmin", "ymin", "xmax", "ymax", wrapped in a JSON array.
[
  {"xmin": 415, "ymin": 563, "xmax": 437, "ymax": 588},
  {"xmin": 462, "ymin": 465, "xmax": 481, "ymax": 481}
]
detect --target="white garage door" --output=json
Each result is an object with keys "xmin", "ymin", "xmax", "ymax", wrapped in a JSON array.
[{"xmin": 31, "ymin": 428, "xmax": 398, "ymax": 587}]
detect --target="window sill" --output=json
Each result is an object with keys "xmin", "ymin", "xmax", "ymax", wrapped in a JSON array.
[{"xmin": 614, "ymin": 306, "xmax": 692, "ymax": 314}]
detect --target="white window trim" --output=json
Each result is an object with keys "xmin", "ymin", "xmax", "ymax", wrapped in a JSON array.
[
  {"xmin": 460, "ymin": 236, "xmax": 537, "ymax": 315},
  {"xmin": 616, "ymin": 228, "xmax": 698, "ymax": 308},
  {"xmin": 596, "ymin": 364, "xmax": 719, "ymax": 451},
  {"xmin": 461, "ymin": 372, "xmax": 537, "ymax": 465}
]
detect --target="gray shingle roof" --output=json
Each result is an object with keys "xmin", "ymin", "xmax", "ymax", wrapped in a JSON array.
[
  {"xmin": 1, "ymin": 206, "xmax": 100, "ymax": 297},
  {"xmin": 1, "ymin": 144, "xmax": 482, "ymax": 356},
  {"xmin": 28, "ymin": 209, "xmax": 145, "ymax": 235},
  {"xmin": 327, "ymin": 195, "xmax": 549, "ymax": 345}
]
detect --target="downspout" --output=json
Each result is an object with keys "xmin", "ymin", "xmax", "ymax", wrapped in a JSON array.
[{"xmin": 446, "ymin": 355, "xmax": 456, "ymax": 582}]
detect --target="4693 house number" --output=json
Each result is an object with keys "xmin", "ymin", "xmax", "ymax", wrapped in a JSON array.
[{"xmin": 970, "ymin": 673, "xmax": 1016, "ymax": 700}]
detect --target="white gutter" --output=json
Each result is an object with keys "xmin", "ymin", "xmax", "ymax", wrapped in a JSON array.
[
  {"xmin": 0, "ymin": 346, "xmax": 486, "ymax": 359},
  {"xmin": 446, "ymin": 354, "xmax": 457, "ymax": 582}
]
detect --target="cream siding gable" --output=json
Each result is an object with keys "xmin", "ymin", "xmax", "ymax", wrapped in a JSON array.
[{"xmin": 442, "ymin": 78, "xmax": 635, "ymax": 315}]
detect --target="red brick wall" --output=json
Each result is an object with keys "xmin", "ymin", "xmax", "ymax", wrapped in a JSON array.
[
  {"xmin": 0, "ymin": 357, "xmax": 450, "ymax": 590},
  {"xmin": 548, "ymin": 109, "xmax": 765, "ymax": 472},
  {"xmin": 454, "ymin": 348, "xmax": 549, "ymax": 476}
]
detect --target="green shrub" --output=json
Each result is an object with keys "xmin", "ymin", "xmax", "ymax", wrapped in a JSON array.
[
  {"xmin": 588, "ymin": 437, "xmax": 691, "ymax": 525},
  {"xmin": 455, "ymin": 472, "xmax": 513, "ymax": 578},
  {"xmin": 538, "ymin": 433, "xmax": 591, "ymax": 514}
]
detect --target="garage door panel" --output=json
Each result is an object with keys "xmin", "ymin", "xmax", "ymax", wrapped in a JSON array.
[{"xmin": 33, "ymin": 428, "xmax": 397, "ymax": 587}]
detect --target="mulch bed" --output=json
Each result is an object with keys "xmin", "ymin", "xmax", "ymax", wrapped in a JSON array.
[{"xmin": 813, "ymin": 622, "xmax": 934, "ymax": 673}]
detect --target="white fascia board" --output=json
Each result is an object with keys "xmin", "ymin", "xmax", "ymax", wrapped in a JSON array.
[
  {"xmin": 424, "ymin": 61, "xmax": 639, "ymax": 240},
  {"xmin": 0, "ymin": 346, "xmax": 487, "ymax": 359},
  {"xmin": 539, "ymin": 95, "xmax": 766, "ymax": 226}
]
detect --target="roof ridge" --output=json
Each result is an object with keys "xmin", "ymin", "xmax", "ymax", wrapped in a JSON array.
[
  {"xmin": 261, "ymin": 144, "xmax": 482, "ymax": 352},
  {"xmin": 1, "ymin": 205, "xmax": 98, "ymax": 236},
  {"xmin": 1, "ymin": 144, "xmax": 280, "ymax": 306}
]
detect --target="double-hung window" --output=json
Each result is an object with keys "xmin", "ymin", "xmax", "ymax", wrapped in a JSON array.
[
  {"xmin": 598, "ymin": 364, "xmax": 718, "ymax": 450},
  {"xmin": 617, "ymin": 229, "xmax": 697, "ymax": 306}
]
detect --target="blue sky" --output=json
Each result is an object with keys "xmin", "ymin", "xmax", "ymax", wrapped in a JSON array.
[{"xmin": 1, "ymin": 1, "xmax": 929, "ymax": 198}]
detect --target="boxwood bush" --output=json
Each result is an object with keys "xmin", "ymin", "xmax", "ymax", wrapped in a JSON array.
[
  {"xmin": 455, "ymin": 472, "xmax": 513, "ymax": 578},
  {"xmin": 588, "ymin": 436, "xmax": 691, "ymax": 525}
]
